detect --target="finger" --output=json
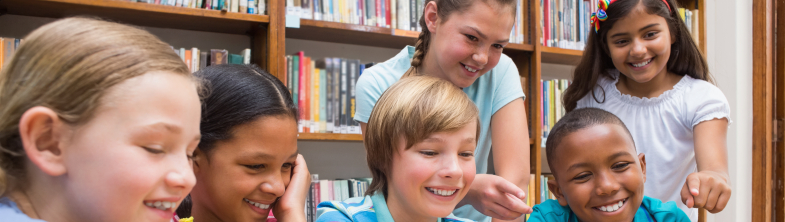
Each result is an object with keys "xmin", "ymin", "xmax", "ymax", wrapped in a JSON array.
[
  {"xmin": 486, "ymin": 203, "xmax": 524, "ymax": 220},
  {"xmin": 503, "ymin": 193, "xmax": 531, "ymax": 214},
  {"xmin": 709, "ymin": 189, "xmax": 732, "ymax": 213},
  {"xmin": 680, "ymin": 182, "xmax": 693, "ymax": 207},
  {"xmin": 703, "ymin": 185, "xmax": 720, "ymax": 211},
  {"xmin": 686, "ymin": 175, "xmax": 701, "ymax": 197},
  {"xmin": 693, "ymin": 177, "xmax": 713, "ymax": 208},
  {"xmin": 495, "ymin": 179, "xmax": 526, "ymax": 199}
]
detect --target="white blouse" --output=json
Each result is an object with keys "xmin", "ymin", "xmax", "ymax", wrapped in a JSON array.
[{"xmin": 576, "ymin": 70, "xmax": 731, "ymax": 221}]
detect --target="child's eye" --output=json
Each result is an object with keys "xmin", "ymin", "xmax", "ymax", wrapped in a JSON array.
[
  {"xmin": 572, "ymin": 173, "xmax": 591, "ymax": 181},
  {"xmin": 420, "ymin": 151, "xmax": 438, "ymax": 156},
  {"xmin": 614, "ymin": 39, "xmax": 629, "ymax": 45},
  {"xmin": 459, "ymin": 152, "xmax": 474, "ymax": 157},
  {"xmin": 612, "ymin": 162, "xmax": 631, "ymax": 170},
  {"xmin": 465, "ymin": 34, "xmax": 478, "ymax": 41},
  {"xmin": 244, "ymin": 164, "xmax": 265, "ymax": 170},
  {"xmin": 282, "ymin": 162, "xmax": 294, "ymax": 170},
  {"xmin": 142, "ymin": 146, "xmax": 164, "ymax": 154},
  {"xmin": 493, "ymin": 44, "xmax": 504, "ymax": 49},
  {"xmin": 644, "ymin": 31, "xmax": 659, "ymax": 38}
]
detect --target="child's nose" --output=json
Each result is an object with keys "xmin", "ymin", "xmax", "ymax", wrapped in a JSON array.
[
  {"xmin": 594, "ymin": 173, "xmax": 621, "ymax": 196},
  {"xmin": 472, "ymin": 49, "xmax": 488, "ymax": 66},
  {"xmin": 259, "ymin": 174, "xmax": 287, "ymax": 197},
  {"xmin": 629, "ymin": 40, "xmax": 647, "ymax": 58},
  {"xmin": 164, "ymin": 166, "xmax": 196, "ymax": 191},
  {"xmin": 438, "ymin": 156, "xmax": 463, "ymax": 179}
]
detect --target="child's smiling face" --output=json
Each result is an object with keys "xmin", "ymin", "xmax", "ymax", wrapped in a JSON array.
[
  {"xmin": 60, "ymin": 71, "xmax": 201, "ymax": 221},
  {"xmin": 548, "ymin": 123, "xmax": 646, "ymax": 222},
  {"xmin": 605, "ymin": 3, "xmax": 674, "ymax": 84},
  {"xmin": 386, "ymin": 121, "xmax": 477, "ymax": 221}
]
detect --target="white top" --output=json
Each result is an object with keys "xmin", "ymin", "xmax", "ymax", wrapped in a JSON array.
[{"xmin": 576, "ymin": 70, "xmax": 731, "ymax": 222}]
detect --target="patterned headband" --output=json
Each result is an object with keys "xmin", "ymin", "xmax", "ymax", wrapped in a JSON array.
[{"xmin": 589, "ymin": 0, "xmax": 672, "ymax": 33}]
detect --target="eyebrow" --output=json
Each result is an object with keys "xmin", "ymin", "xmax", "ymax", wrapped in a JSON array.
[
  {"xmin": 609, "ymin": 23, "xmax": 660, "ymax": 38},
  {"xmin": 566, "ymin": 151, "xmax": 634, "ymax": 171},
  {"xmin": 242, "ymin": 149, "xmax": 299, "ymax": 160},
  {"xmin": 467, "ymin": 26, "xmax": 510, "ymax": 44}
]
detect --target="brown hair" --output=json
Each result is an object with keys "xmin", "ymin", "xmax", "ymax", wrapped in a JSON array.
[
  {"xmin": 405, "ymin": 0, "xmax": 517, "ymax": 76},
  {"xmin": 364, "ymin": 76, "xmax": 480, "ymax": 197},
  {"xmin": 562, "ymin": 0, "xmax": 712, "ymax": 112},
  {"xmin": 0, "ymin": 17, "xmax": 192, "ymax": 196}
]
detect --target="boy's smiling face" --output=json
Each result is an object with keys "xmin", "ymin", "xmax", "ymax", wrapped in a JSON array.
[{"xmin": 548, "ymin": 124, "xmax": 646, "ymax": 222}]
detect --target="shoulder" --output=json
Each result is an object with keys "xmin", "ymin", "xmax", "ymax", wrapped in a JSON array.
[
  {"xmin": 317, "ymin": 196, "xmax": 376, "ymax": 222},
  {"xmin": 680, "ymin": 76, "xmax": 728, "ymax": 103},
  {"xmin": 527, "ymin": 199, "xmax": 572, "ymax": 222},
  {"xmin": 640, "ymin": 196, "xmax": 691, "ymax": 222},
  {"xmin": 441, "ymin": 213, "xmax": 477, "ymax": 222}
]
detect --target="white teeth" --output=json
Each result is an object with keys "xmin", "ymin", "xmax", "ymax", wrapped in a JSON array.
[
  {"xmin": 464, "ymin": 65, "xmax": 478, "ymax": 73},
  {"xmin": 426, "ymin": 188, "xmax": 457, "ymax": 196},
  {"xmin": 632, "ymin": 59, "xmax": 652, "ymax": 67},
  {"xmin": 145, "ymin": 201, "xmax": 177, "ymax": 211},
  {"xmin": 244, "ymin": 198, "xmax": 271, "ymax": 209},
  {"xmin": 153, "ymin": 201, "xmax": 161, "ymax": 207},
  {"xmin": 598, "ymin": 199, "xmax": 626, "ymax": 212},
  {"xmin": 600, "ymin": 206, "xmax": 607, "ymax": 211}
]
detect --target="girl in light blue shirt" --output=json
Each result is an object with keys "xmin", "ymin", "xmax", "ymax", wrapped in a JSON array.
[{"xmin": 355, "ymin": 0, "xmax": 532, "ymax": 221}]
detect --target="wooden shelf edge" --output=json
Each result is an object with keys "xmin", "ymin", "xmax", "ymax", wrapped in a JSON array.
[
  {"xmin": 299, "ymin": 19, "xmax": 394, "ymax": 35},
  {"xmin": 298, "ymin": 133, "xmax": 363, "ymax": 141},
  {"xmin": 40, "ymin": 0, "xmax": 270, "ymax": 23},
  {"xmin": 541, "ymin": 46, "xmax": 583, "ymax": 56},
  {"xmin": 506, "ymin": 43, "xmax": 535, "ymax": 52}
]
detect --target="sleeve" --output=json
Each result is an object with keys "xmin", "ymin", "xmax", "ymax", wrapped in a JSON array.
[
  {"xmin": 685, "ymin": 81, "xmax": 732, "ymax": 128},
  {"xmin": 353, "ymin": 69, "xmax": 385, "ymax": 123},
  {"xmin": 316, "ymin": 202, "xmax": 354, "ymax": 222},
  {"xmin": 491, "ymin": 56, "xmax": 526, "ymax": 115},
  {"xmin": 525, "ymin": 200, "xmax": 570, "ymax": 222},
  {"xmin": 643, "ymin": 197, "xmax": 691, "ymax": 222}
]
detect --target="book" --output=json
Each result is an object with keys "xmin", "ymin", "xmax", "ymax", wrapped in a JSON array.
[
  {"xmin": 332, "ymin": 58, "xmax": 341, "ymax": 133},
  {"xmin": 184, "ymin": 49, "xmax": 192, "ymax": 72},
  {"xmin": 200, "ymin": 51, "xmax": 209, "ymax": 69},
  {"xmin": 0, "ymin": 38, "xmax": 4, "ymax": 70},
  {"xmin": 324, "ymin": 59, "xmax": 334, "ymax": 132},
  {"xmin": 297, "ymin": 52, "xmax": 306, "ymax": 133},
  {"xmin": 339, "ymin": 59, "xmax": 348, "ymax": 134},
  {"xmin": 191, "ymin": 47, "xmax": 200, "ymax": 72},
  {"xmin": 319, "ymin": 68, "xmax": 328, "ymax": 133},
  {"xmin": 210, "ymin": 49, "xmax": 228, "ymax": 65},
  {"xmin": 229, "ymin": 53, "xmax": 243, "ymax": 64}
]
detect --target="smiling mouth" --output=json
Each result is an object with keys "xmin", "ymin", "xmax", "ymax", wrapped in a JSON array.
[
  {"xmin": 144, "ymin": 201, "xmax": 178, "ymax": 212},
  {"xmin": 460, "ymin": 63, "xmax": 479, "ymax": 73},
  {"xmin": 630, "ymin": 58, "xmax": 653, "ymax": 68},
  {"xmin": 594, "ymin": 198, "xmax": 628, "ymax": 212},
  {"xmin": 244, "ymin": 198, "xmax": 271, "ymax": 209},
  {"xmin": 425, "ymin": 187, "xmax": 458, "ymax": 196}
]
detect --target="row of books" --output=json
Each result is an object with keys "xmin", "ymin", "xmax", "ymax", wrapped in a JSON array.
[
  {"xmin": 540, "ymin": 0, "xmax": 702, "ymax": 51},
  {"xmin": 540, "ymin": 79, "xmax": 570, "ymax": 144},
  {"xmin": 172, "ymin": 47, "xmax": 252, "ymax": 73},
  {"xmin": 540, "ymin": 0, "xmax": 590, "ymax": 50},
  {"xmin": 678, "ymin": 8, "xmax": 701, "ymax": 47},
  {"xmin": 286, "ymin": 0, "xmax": 526, "ymax": 43},
  {"xmin": 523, "ymin": 174, "xmax": 556, "ymax": 221},
  {"xmin": 286, "ymin": 52, "xmax": 371, "ymax": 134},
  {"xmin": 0, "ymin": 37, "xmax": 23, "ymax": 71},
  {"xmin": 128, "ymin": 0, "xmax": 267, "ymax": 15},
  {"xmin": 306, "ymin": 175, "xmax": 372, "ymax": 222}
]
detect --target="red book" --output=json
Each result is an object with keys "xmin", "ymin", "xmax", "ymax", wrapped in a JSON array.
[
  {"xmin": 385, "ymin": 0, "xmax": 391, "ymax": 28},
  {"xmin": 375, "ymin": 0, "xmax": 381, "ymax": 27},
  {"xmin": 297, "ymin": 51, "xmax": 306, "ymax": 133},
  {"xmin": 304, "ymin": 57, "xmax": 311, "ymax": 133}
]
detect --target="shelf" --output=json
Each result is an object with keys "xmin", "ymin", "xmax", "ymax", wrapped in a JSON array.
[
  {"xmin": 298, "ymin": 133, "xmax": 363, "ymax": 141},
  {"xmin": 0, "ymin": 0, "xmax": 270, "ymax": 34},
  {"xmin": 287, "ymin": 20, "xmax": 416, "ymax": 49},
  {"xmin": 505, "ymin": 43, "xmax": 535, "ymax": 52},
  {"xmin": 541, "ymin": 46, "xmax": 583, "ymax": 65}
]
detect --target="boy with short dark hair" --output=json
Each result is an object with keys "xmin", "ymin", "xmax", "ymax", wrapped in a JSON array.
[{"xmin": 528, "ymin": 108, "xmax": 689, "ymax": 222}]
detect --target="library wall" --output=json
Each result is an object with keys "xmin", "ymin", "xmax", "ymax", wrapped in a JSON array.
[{"xmin": 705, "ymin": 0, "xmax": 753, "ymax": 221}]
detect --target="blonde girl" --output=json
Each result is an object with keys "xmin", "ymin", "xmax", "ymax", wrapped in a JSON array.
[{"xmin": 0, "ymin": 17, "xmax": 202, "ymax": 222}]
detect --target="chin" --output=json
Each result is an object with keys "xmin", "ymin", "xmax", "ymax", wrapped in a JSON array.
[{"xmin": 426, "ymin": 205, "xmax": 457, "ymax": 218}]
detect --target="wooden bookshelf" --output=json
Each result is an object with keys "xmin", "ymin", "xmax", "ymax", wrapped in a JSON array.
[
  {"xmin": 287, "ymin": 19, "xmax": 416, "ymax": 48},
  {"xmin": 541, "ymin": 46, "xmax": 583, "ymax": 65},
  {"xmin": 0, "ymin": 0, "xmax": 270, "ymax": 34},
  {"xmin": 298, "ymin": 133, "xmax": 363, "ymax": 141}
]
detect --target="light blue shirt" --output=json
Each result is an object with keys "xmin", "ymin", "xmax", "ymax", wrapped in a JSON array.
[
  {"xmin": 0, "ymin": 197, "xmax": 46, "ymax": 222},
  {"xmin": 316, "ymin": 192, "xmax": 475, "ymax": 222},
  {"xmin": 354, "ymin": 46, "xmax": 525, "ymax": 221}
]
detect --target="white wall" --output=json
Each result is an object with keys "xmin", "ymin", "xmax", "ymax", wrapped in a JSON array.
[{"xmin": 704, "ymin": 0, "xmax": 753, "ymax": 221}]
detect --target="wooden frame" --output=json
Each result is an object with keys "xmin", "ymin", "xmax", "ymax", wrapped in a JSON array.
[{"xmin": 752, "ymin": 0, "xmax": 775, "ymax": 221}]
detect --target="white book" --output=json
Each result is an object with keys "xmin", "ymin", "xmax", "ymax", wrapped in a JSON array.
[
  {"xmin": 259, "ymin": 0, "xmax": 267, "ymax": 14},
  {"xmin": 232, "ymin": 0, "xmax": 240, "ymax": 12},
  {"xmin": 176, "ymin": 0, "xmax": 183, "ymax": 7},
  {"xmin": 191, "ymin": 48, "xmax": 199, "ymax": 72},
  {"xmin": 240, "ymin": 0, "xmax": 248, "ymax": 13},
  {"xmin": 242, "ymin": 49, "xmax": 251, "ymax": 64}
]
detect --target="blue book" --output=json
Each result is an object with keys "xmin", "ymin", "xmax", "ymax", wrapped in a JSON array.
[{"xmin": 319, "ymin": 69, "xmax": 327, "ymax": 132}]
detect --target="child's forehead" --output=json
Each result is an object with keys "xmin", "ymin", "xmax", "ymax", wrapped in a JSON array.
[{"xmin": 552, "ymin": 124, "xmax": 636, "ymax": 167}]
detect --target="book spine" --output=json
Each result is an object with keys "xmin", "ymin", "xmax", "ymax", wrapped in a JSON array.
[
  {"xmin": 304, "ymin": 57, "xmax": 311, "ymax": 133},
  {"xmin": 192, "ymin": 48, "xmax": 200, "ymax": 72},
  {"xmin": 325, "ymin": 59, "xmax": 334, "ymax": 133},
  {"xmin": 347, "ymin": 60, "xmax": 356, "ymax": 134},
  {"xmin": 295, "ymin": 53, "xmax": 304, "ymax": 132},
  {"xmin": 311, "ymin": 60, "xmax": 318, "ymax": 133},
  {"xmin": 333, "ymin": 58, "xmax": 341, "ymax": 133},
  {"xmin": 375, "ymin": 0, "xmax": 381, "ymax": 27},
  {"xmin": 320, "ymin": 69, "xmax": 328, "ymax": 133},
  {"xmin": 390, "ymin": 0, "xmax": 395, "ymax": 29},
  {"xmin": 409, "ymin": 0, "xmax": 415, "ymax": 31},
  {"xmin": 339, "ymin": 59, "xmax": 348, "ymax": 134},
  {"xmin": 184, "ymin": 50, "xmax": 192, "ymax": 72}
]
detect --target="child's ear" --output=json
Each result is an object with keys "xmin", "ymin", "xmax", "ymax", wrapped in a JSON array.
[
  {"xmin": 192, "ymin": 149, "xmax": 206, "ymax": 174},
  {"xmin": 638, "ymin": 153, "xmax": 647, "ymax": 183},
  {"xmin": 547, "ymin": 179, "xmax": 569, "ymax": 206},
  {"xmin": 424, "ymin": 1, "xmax": 439, "ymax": 33},
  {"xmin": 18, "ymin": 106, "xmax": 68, "ymax": 176}
]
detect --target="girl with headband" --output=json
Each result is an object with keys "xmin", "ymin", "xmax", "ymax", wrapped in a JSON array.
[{"xmin": 562, "ymin": 0, "xmax": 731, "ymax": 220}]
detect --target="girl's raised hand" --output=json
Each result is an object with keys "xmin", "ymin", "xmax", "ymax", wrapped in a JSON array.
[
  {"xmin": 273, "ymin": 154, "xmax": 311, "ymax": 221},
  {"xmin": 461, "ymin": 174, "xmax": 532, "ymax": 220},
  {"xmin": 680, "ymin": 171, "xmax": 732, "ymax": 213}
]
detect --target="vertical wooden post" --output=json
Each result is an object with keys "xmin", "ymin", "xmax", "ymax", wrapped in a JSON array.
[
  {"xmin": 752, "ymin": 0, "xmax": 774, "ymax": 221},
  {"xmin": 531, "ymin": 0, "xmax": 543, "ymax": 205}
]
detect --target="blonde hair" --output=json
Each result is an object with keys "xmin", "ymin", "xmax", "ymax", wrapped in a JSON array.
[
  {"xmin": 364, "ymin": 76, "xmax": 480, "ymax": 197},
  {"xmin": 0, "ymin": 17, "xmax": 191, "ymax": 196}
]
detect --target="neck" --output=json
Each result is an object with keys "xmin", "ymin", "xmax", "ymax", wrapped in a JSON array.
[
  {"xmin": 417, "ymin": 50, "xmax": 449, "ymax": 82},
  {"xmin": 616, "ymin": 70, "xmax": 682, "ymax": 98},
  {"xmin": 10, "ymin": 178, "xmax": 77, "ymax": 222},
  {"xmin": 386, "ymin": 191, "xmax": 438, "ymax": 222}
]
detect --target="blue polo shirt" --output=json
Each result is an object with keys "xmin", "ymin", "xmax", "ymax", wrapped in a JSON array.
[{"xmin": 527, "ymin": 196, "xmax": 690, "ymax": 222}]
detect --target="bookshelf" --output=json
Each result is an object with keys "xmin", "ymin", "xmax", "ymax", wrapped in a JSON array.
[{"xmin": 0, "ymin": 0, "xmax": 708, "ymax": 219}]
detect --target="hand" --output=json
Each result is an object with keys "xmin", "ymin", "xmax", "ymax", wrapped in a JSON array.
[
  {"xmin": 680, "ymin": 171, "xmax": 732, "ymax": 213},
  {"xmin": 462, "ymin": 174, "xmax": 532, "ymax": 220},
  {"xmin": 273, "ymin": 154, "xmax": 311, "ymax": 221}
]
